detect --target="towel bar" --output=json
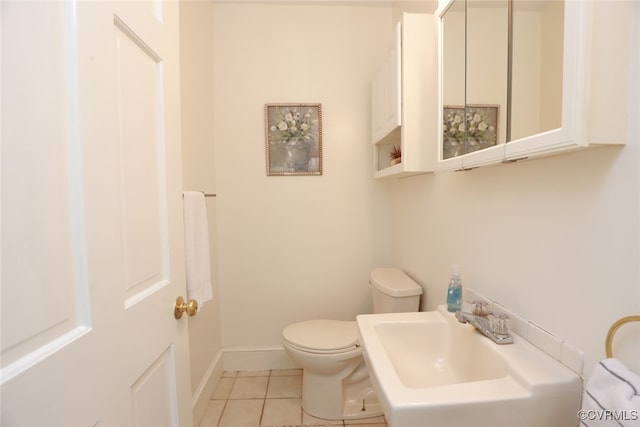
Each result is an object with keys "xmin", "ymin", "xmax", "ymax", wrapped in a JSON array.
[
  {"xmin": 605, "ymin": 315, "xmax": 640, "ymax": 358},
  {"xmin": 182, "ymin": 192, "xmax": 216, "ymax": 198}
]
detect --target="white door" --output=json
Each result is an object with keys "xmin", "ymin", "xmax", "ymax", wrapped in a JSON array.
[{"xmin": 1, "ymin": 1, "xmax": 194, "ymax": 426}]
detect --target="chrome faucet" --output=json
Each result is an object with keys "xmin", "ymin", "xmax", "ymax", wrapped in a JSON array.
[{"xmin": 455, "ymin": 309, "xmax": 514, "ymax": 345}]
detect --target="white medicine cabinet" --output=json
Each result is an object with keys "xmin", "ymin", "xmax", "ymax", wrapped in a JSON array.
[
  {"xmin": 371, "ymin": 13, "xmax": 437, "ymax": 178},
  {"xmin": 436, "ymin": 0, "xmax": 632, "ymax": 172}
]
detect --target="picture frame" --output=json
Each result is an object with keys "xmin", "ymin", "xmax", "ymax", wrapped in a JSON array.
[
  {"xmin": 265, "ymin": 103, "xmax": 323, "ymax": 176},
  {"xmin": 442, "ymin": 104, "xmax": 499, "ymax": 160}
]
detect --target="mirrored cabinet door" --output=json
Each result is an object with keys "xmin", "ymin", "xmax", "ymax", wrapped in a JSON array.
[
  {"xmin": 437, "ymin": 0, "xmax": 629, "ymax": 172},
  {"xmin": 440, "ymin": 0, "xmax": 465, "ymax": 163},
  {"xmin": 510, "ymin": 0, "xmax": 563, "ymax": 142},
  {"xmin": 438, "ymin": 0, "xmax": 509, "ymax": 171},
  {"xmin": 465, "ymin": 0, "xmax": 508, "ymax": 155},
  {"xmin": 504, "ymin": 0, "xmax": 629, "ymax": 161}
]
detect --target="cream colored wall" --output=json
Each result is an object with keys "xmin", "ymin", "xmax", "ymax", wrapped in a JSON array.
[
  {"xmin": 212, "ymin": 3, "xmax": 394, "ymax": 349},
  {"xmin": 387, "ymin": 141, "xmax": 640, "ymax": 376},
  {"xmin": 387, "ymin": 2, "xmax": 640, "ymax": 378},
  {"xmin": 179, "ymin": 0, "xmax": 222, "ymax": 397}
]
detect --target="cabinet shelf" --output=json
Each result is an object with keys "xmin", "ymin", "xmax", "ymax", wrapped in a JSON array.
[{"xmin": 375, "ymin": 162, "xmax": 404, "ymax": 178}]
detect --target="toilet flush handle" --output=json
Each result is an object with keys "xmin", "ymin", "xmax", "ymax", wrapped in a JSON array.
[{"xmin": 174, "ymin": 296, "xmax": 198, "ymax": 319}]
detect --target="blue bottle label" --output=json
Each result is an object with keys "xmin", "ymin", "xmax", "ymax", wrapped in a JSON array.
[{"xmin": 447, "ymin": 284, "xmax": 462, "ymax": 312}]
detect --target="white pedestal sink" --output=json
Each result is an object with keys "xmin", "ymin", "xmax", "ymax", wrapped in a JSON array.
[{"xmin": 356, "ymin": 306, "xmax": 582, "ymax": 427}]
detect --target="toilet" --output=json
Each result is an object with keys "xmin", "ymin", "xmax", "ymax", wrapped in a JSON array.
[{"xmin": 282, "ymin": 268, "xmax": 422, "ymax": 420}]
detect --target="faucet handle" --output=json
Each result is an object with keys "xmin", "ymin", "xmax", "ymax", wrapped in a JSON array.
[
  {"xmin": 489, "ymin": 313, "xmax": 510, "ymax": 336},
  {"xmin": 471, "ymin": 300, "xmax": 491, "ymax": 316}
]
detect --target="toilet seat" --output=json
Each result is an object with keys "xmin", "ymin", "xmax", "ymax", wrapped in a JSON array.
[{"xmin": 283, "ymin": 320, "xmax": 359, "ymax": 354}]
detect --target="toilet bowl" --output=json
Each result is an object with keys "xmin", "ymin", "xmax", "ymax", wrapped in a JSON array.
[
  {"xmin": 282, "ymin": 268, "xmax": 422, "ymax": 420},
  {"xmin": 282, "ymin": 320, "xmax": 371, "ymax": 420}
]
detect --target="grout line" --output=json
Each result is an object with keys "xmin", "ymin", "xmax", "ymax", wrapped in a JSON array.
[
  {"xmin": 214, "ymin": 381, "xmax": 231, "ymax": 427},
  {"xmin": 258, "ymin": 371, "xmax": 271, "ymax": 425}
]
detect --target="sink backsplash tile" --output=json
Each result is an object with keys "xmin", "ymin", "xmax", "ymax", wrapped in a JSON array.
[
  {"xmin": 527, "ymin": 322, "xmax": 563, "ymax": 360},
  {"xmin": 560, "ymin": 341, "xmax": 585, "ymax": 375},
  {"xmin": 464, "ymin": 288, "xmax": 585, "ymax": 377}
]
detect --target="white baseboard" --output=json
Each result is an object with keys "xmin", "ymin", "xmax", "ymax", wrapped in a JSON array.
[
  {"xmin": 222, "ymin": 345, "xmax": 299, "ymax": 372},
  {"xmin": 192, "ymin": 349, "xmax": 224, "ymax": 426}
]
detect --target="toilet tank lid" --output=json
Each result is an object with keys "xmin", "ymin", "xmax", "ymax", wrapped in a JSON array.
[{"xmin": 370, "ymin": 268, "xmax": 422, "ymax": 297}]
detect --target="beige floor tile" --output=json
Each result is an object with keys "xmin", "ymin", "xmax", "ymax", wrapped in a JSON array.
[
  {"xmin": 271, "ymin": 368, "xmax": 303, "ymax": 377},
  {"xmin": 212, "ymin": 377, "xmax": 235, "ymax": 400},
  {"xmin": 266, "ymin": 375, "xmax": 302, "ymax": 398},
  {"xmin": 208, "ymin": 370, "xmax": 387, "ymax": 427},
  {"xmin": 238, "ymin": 370, "xmax": 270, "ymax": 377},
  {"xmin": 198, "ymin": 400, "xmax": 225, "ymax": 426},
  {"xmin": 260, "ymin": 398, "xmax": 303, "ymax": 426},
  {"xmin": 218, "ymin": 399, "xmax": 264, "ymax": 427},
  {"xmin": 229, "ymin": 376, "xmax": 269, "ymax": 399}
]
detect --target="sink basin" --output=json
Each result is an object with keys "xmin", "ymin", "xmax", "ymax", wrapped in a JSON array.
[
  {"xmin": 357, "ymin": 306, "xmax": 582, "ymax": 427},
  {"xmin": 373, "ymin": 315, "xmax": 509, "ymax": 389}
]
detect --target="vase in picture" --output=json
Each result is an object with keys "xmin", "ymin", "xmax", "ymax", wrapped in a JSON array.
[{"xmin": 286, "ymin": 140, "xmax": 311, "ymax": 171}]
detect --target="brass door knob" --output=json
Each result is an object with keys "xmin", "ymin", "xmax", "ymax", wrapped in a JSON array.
[{"xmin": 174, "ymin": 296, "xmax": 198, "ymax": 319}]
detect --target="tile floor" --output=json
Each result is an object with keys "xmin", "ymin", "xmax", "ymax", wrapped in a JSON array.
[{"xmin": 199, "ymin": 369, "xmax": 388, "ymax": 427}]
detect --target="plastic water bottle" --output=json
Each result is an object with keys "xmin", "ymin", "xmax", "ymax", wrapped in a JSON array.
[{"xmin": 446, "ymin": 264, "xmax": 463, "ymax": 312}]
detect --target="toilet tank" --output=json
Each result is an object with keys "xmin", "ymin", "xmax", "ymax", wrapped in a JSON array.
[{"xmin": 370, "ymin": 268, "xmax": 422, "ymax": 313}]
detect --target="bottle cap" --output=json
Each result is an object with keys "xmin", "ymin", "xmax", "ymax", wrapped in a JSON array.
[{"xmin": 451, "ymin": 264, "xmax": 460, "ymax": 276}]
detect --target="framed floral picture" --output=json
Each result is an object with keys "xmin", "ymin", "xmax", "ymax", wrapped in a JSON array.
[
  {"xmin": 265, "ymin": 103, "xmax": 323, "ymax": 176},
  {"xmin": 442, "ymin": 104, "xmax": 499, "ymax": 159}
]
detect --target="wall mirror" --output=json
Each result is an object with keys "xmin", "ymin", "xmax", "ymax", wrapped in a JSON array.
[{"xmin": 438, "ymin": 0, "xmax": 567, "ymax": 169}]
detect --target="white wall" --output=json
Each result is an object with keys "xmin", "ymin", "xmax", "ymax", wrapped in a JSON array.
[
  {"xmin": 207, "ymin": 1, "xmax": 640, "ymax": 380},
  {"xmin": 212, "ymin": 3, "xmax": 394, "ymax": 350},
  {"xmin": 179, "ymin": 0, "xmax": 222, "ymax": 416}
]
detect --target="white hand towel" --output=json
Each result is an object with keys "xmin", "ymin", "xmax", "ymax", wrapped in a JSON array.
[
  {"xmin": 581, "ymin": 358, "xmax": 640, "ymax": 427},
  {"xmin": 183, "ymin": 191, "xmax": 213, "ymax": 304}
]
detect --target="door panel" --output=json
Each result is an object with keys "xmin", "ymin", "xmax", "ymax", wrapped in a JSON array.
[
  {"xmin": 1, "ymin": 1, "xmax": 193, "ymax": 425},
  {"xmin": 114, "ymin": 18, "xmax": 169, "ymax": 308},
  {"xmin": 1, "ymin": 0, "xmax": 92, "ymax": 384},
  {"xmin": 131, "ymin": 346, "xmax": 179, "ymax": 427}
]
